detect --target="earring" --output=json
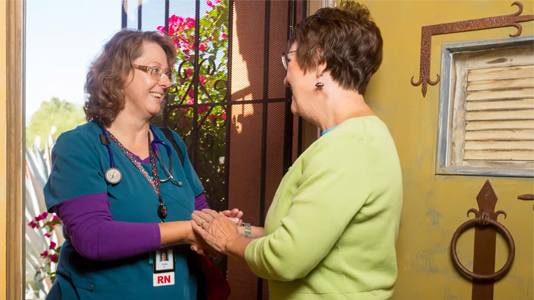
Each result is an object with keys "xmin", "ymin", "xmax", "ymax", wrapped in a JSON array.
[{"xmin": 315, "ymin": 82, "xmax": 324, "ymax": 88}]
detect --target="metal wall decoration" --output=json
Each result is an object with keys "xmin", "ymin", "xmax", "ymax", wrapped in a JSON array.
[
  {"xmin": 411, "ymin": 1, "xmax": 534, "ymax": 97},
  {"xmin": 450, "ymin": 180, "xmax": 515, "ymax": 300}
]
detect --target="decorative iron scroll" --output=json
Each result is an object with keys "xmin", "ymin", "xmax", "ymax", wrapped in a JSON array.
[{"xmin": 411, "ymin": 1, "xmax": 534, "ymax": 97}]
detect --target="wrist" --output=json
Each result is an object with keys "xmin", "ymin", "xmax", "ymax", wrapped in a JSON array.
[
  {"xmin": 243, "ymin": 222, "xmax": 252, "ymax": 238},
  {"xmin": 237, "ymin": 225, "xmax": 245, "ymax": 237}
]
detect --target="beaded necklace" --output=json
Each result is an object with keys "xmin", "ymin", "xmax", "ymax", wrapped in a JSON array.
[{"xmin": 107, "ymin": 131, "xmax": 168, "ymax": 222}]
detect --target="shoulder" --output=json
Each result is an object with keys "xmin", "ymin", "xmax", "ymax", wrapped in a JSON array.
[
  {"xmin": 151, "ymin": 125, "xmax": 187, "ymax": 149},
  {"xmin": 53, "ymin": 122, "xmax": 101, "ymax": 155}
]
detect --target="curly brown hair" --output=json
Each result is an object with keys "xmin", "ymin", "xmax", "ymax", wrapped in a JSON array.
[
  {"xmin": 84, "ymin": 29, "xmax": 177, "ymax": 127},
  {"xmin": 288, "ymin": 0, "xmax": 383, "ymax": 95}
]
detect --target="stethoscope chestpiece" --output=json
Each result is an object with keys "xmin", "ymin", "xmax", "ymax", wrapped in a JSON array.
[{"xmin": 105, "ymin": 167, "xmax": 123, "ymax": 185}]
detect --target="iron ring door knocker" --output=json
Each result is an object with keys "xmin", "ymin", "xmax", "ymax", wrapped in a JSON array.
[{"xmin": 450, "ymin": 216, "xmax": 515, "ymax": 280}]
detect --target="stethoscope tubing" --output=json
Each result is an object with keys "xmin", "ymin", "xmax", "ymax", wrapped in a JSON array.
[{"xmin": 99, "ymin": 125, "xmax": 176, "ymax": 184}]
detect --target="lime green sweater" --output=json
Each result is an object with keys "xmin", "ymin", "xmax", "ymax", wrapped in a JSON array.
[{"xmin": 245, "ymin": 116, "xmax": 403, "ymax": 300}]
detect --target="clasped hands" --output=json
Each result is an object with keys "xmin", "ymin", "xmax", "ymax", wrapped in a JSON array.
[{"xmin": 190, "ymin": 208, "xmax": 243, "ymax": 257}]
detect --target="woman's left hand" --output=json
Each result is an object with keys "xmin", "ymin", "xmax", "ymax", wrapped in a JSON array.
[{"xmin": 191, "ymin": 209, "xmax": 240, "ymax": 255}]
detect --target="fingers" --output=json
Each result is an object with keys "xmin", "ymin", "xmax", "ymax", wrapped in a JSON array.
[
  {"xmin": 191, "ymin": 212, "xmax": 208, "ymax": 229},
  {"xmin": 221, "ymin": 208, "xmax": 244, "ymax": 219},
  {"xmin": 192, "ymin": 211, "xmax": 214, "ymax": 227},
  {"xmin": 190, "ymin": 244, "xmax": 206, "ymax": 256},
  {"xmin": 202, "ymin": 208, "xmax": 223, "ymax": 219}
]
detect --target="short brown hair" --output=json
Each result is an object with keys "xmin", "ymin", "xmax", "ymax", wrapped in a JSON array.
[
  {"xmin": 84, "ymin": 29, "xmax": 176, "ymax": 127},
  {"xmin": 288, "ymin": 1, "xmax": 382, "ymax": 95}
]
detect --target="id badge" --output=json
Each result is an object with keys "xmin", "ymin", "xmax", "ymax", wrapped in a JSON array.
[{"xmin": 153, "ymin": 247, "xmax": 175, "ymax": 287}]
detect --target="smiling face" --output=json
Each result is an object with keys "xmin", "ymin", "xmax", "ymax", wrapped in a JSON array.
[
  {"xmin": 122, "ymin": 41, "xmax": 172, "ymax": 121},
  {"xmin": 283, "ymin": 42, "xmax": 321, "ymax": 120}
]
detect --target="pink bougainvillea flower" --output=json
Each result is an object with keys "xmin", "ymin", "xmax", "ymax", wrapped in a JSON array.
[
  {"xmin": 28, "ymin": 221, "xmax": 39, "ymax": 229},
  {"xmin": 186, "ymin": 99, "xmax": 194, "ymax": 105},
  {"xmin": 199, "ymin": 75, "xmax": 207, "ymax": 85},
  {"xmin": 40, "ymin": 212, "xmax": 49, "ymax": 219},
  {"xmin": 34, "ymin": 215, "xmax": 43, "ymax": 221},
  {"xmin": 188, "ymin": 89, "xmax": 195, "ymax": 98},
  {"xmin": 44, "ymin": 233, "xmax": 51, "ymax": 238},
  {"xmin": 156, "ymin": 26, "xmax": 165, "ymax": 33},
  {"xmin": 199, "ymin": 43, "xmax": 206, "ymax": 52},
  {"xmin": 186, "ymin": 69, "xmax": 193, "ymax": 78},
  {"xmin": 49, "ymin": 241, "xmax": 57, "ymax": 250},
  {"xmin": 221, "ymin": 33, "xmax": 227, "ymax": 39},
  {"xmin": 185, "ymin": 17, "xmax": 195, "ymax": 29},
  {"xmin": 40, "ymin": 250, "xmax": 48, "ymax": 259},
  {"xmin": 52, "ymin": 215, "xmax": 60, "ymax": 220},
  {"xmin": 207, "ymin": 0, "xmax": 215, "ymax": 8},
  {"xmin": 198, "ymin": 101, "xmax": 209, "ymax": 114},
  {"xmin": 215, "ymin": 0, "xmax": 221, "ymax": 3},
  {"xmin": 221, "ymin": 113, "xmax": 226, "ymax": 120},
  {"xmin": 50, "ymin": 254, "xmax": 58, "ymax": 263},
  {"xmin": 208, "ymin": 114, "xmax": 217, "ymax": 122}
]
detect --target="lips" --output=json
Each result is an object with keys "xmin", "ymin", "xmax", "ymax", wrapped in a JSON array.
[{"xmin": 149, "ymin": 92, "xmax": 163, "ymax": 99}]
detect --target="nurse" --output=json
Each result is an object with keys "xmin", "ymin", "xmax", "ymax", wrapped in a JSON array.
[{"xmin": 44, "ymin": 29, "xmax": 239, "ymax": 299}]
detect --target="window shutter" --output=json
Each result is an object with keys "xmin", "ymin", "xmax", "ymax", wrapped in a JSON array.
[{"xmin": 440, "ymin": 38, "xmax": 534, "ymax": 176}]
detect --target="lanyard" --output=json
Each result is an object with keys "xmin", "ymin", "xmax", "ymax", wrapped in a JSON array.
[{"xmin": 107, "ymin": 131, "xmax": 168, "ymax": 222}]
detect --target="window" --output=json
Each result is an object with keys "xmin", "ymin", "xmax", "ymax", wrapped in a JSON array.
[{"xmin": 437, "ymin": 36, "xmax": 534, "ymax": 177}]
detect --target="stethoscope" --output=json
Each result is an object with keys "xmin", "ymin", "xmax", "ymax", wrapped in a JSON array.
[{"xmin": 99, "ymin": 125, "xmax": 182, "ymax": 186}]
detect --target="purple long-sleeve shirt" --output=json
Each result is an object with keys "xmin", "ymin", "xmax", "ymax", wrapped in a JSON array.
[{"xmin": 53, "ymin": 192, "xmax": 209, "ymax": 261}]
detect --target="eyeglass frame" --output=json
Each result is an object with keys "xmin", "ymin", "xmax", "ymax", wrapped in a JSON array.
[
  {"xmin": 132, "ymin": 64, "xmax": 176, "ymax": 84},
  {"xmin": 281, "ymin": 50, "xmax": 297, "ymax": 71}
]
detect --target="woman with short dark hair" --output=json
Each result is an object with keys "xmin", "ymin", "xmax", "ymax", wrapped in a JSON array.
[{"xmin": 192, "ymin": 2, "xmax": 403, "ymax": 299}]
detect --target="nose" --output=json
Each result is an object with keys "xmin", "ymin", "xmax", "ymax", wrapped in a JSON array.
[
  {"xmin": 283, "ymin": 75, "xmax": 290, "ymax": 88},
  {"xmin": 159, "ymin": 74, "xmax": 172, "ymax": 89}
]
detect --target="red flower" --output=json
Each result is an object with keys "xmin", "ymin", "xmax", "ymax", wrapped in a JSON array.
[
  {"xmin": 49, "ymin": 254, "xmax": 58, "ymax": 263},
  {"xmin": 221, "ymin": 113, "xmax": 226, "ymax": 120},
  {"xmin": 208, "ymin": 114, "xmax": 217, "ymax": 122},
  {"xmin": 49, "ymin": 241, "xmax": 57, "ymax": 250},
  {"xmin": 221, "ymin": 33, "xmax": 227, "ymax": 39},
  {"xmin": 28, "ymin": 221, "xmax": 39, "ymax": 229},
  {"xmin": 44, "ymin": 233, "xmax": 51, "ymax": 238},
  {"xmin": 199, "ymin": 43, "xmax": 206, "ymax": 52},
  {"xmin": 207, "ymin": 0, "xmax": 215, "ymax": 8},
  {"xmin": 40, "ymin": 250, "xmax": 48, "ymax": 259},
  {"xmin": 198, "ymin": 101, "xmax": 209, "ymax": 114}
]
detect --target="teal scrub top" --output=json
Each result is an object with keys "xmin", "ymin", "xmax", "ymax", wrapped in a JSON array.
[{"xmin": 44, "ymin": 121, "xmax": 204, "ymax": 300}]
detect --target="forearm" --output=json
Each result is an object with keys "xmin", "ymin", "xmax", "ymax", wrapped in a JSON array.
[
  {"xmin": 159, "ymin": 221, "xmax": 195, "ymax": 247},
  {"xmin": 55, "ymin": 194, "xmax": 162, "ymax": 261},
  {"xmin": 225, "ymin": 236, "xmax": 253, "ymax": 267}
]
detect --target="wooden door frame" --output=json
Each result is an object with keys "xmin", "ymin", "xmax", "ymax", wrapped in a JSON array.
[{"xmin": 5, "ymin": 0, "xmax": 25, "ymax": 299}]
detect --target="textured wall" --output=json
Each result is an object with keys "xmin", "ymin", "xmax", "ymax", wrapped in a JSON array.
[{"xmin": 358, "ymin": 1, "xmax": 534, "ymax": 299}]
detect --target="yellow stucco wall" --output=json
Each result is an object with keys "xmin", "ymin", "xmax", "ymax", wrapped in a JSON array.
[
  {"xmin": 359, "ymin": 1, "xmax": 533, "ymax": 299},
  {"xmin": 1, "ymin": 0, "xmax": 8, "ymax": 298}
]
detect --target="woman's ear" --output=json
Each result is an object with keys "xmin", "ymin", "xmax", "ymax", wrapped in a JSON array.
[
  {"xmin": 315, "ymin": 48, "xmax": 327, "ymax": 78},
  {"xmin": 316, "ymin": 60, "xmax": 327, "ymax": 78}
]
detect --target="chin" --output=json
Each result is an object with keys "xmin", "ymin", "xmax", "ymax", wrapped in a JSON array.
[{"xmin": 290, "ymin": 103, "xmax": 299, "ymax": 116}]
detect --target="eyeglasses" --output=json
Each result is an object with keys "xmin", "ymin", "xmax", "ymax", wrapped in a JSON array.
[
  {"xmin": 132, "ymin": 64, "xmax": 176, "ymax": 84},
  {"xmin": 281, "ymin": 50, "xmax": 296, "ymax": 71}
]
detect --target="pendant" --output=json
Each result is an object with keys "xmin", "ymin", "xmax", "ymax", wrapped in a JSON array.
[
  {"xmin": 105, "ymin": 167, "xmax": 122, "ymax": 184},
  {"xmin": 158, "ymin": 203, "xmax": 168, "ymax": 221}
]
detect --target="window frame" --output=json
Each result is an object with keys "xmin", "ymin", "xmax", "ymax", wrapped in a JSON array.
[{"xmin": 436, "ymin": 36, "xmax": 534, "ymax": 178}]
